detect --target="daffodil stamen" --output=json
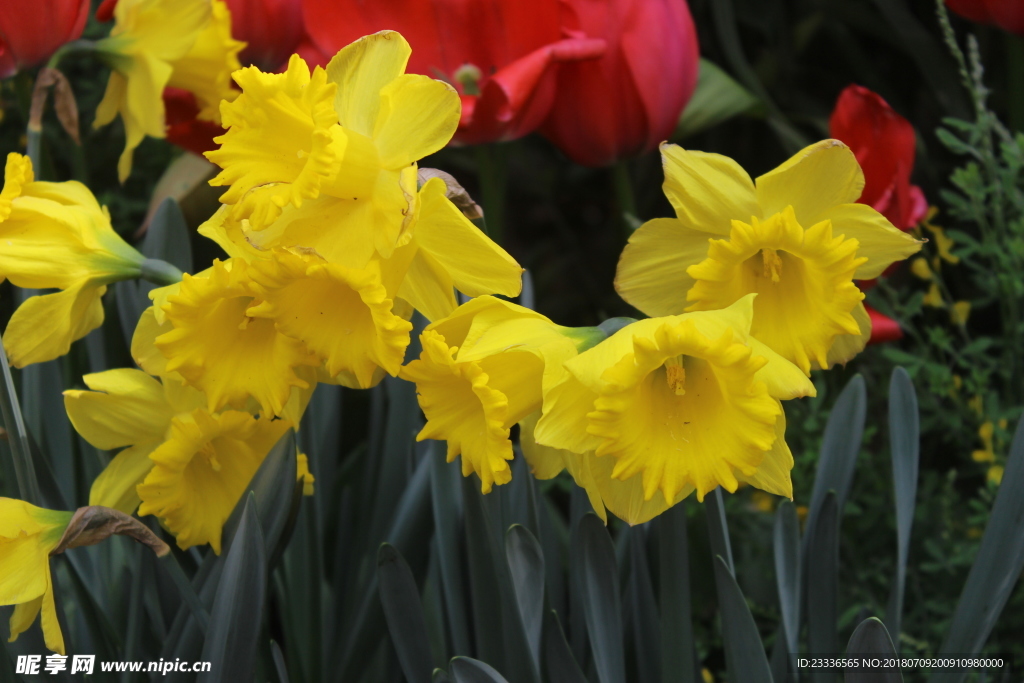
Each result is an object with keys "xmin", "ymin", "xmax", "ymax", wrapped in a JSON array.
[{"xmin": 760, "ymin": 247, "xmax": 783, "ymax": 282}]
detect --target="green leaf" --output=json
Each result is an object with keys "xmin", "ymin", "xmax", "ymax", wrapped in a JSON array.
[
  {"xmin": 774, "ymin": 500, "xmax": 801, "ymax": 674},
  {"xmin": 431, "ymin": 452, "xmax": 472, "ymax": 656},
  {"xmin": 460, "ymin": 475, "xmax": 538, "ymax": 683},
  {"xmin": 542, "ymin": 610, "xmax": 587, "ymax": 683},
  {"xmin": 378, "ymin": 543, "xmax": 434, "ymax": 683},
  {"xmin": 931, "ymin": 416, "xmax": 1024, "ymax": 683},
  {"xmin": 577, "ymin": 513, "xmax": 626, "ymax": 683},
  {"xmin": 845, "ymin": 618, "xmax": 902, "ymax": 683},
  {"xmin": 199, "ymin": 495, "xmax": 268, "ymax": 682},
  {"xmin": 712, "ymin": 555, "xmax": 774, "ymax": 683},
  {"xmin": 807, "ymin": 492, "xmax": 839, "ymax": 681},
  {"xmin": 655, "ymin": 502, "xmax": 696, "ymax": 683},
  {"xmin": 505, "ymin": 525, "xmax": 546, "ymax": 669},
  {"xmin": 434, "ymin": 669, "xmax": 452, "ymax": 683},
  {"xmin": 886, "ymin": 368, "xmax": 919, "ymax": 643},
  {"xmin": 628, "ymin": 528, "xmax": 661, "ymax": 683},
  {"xmin": 804, "ymin": 375, "xmax": 866, "ymax": 560},
  {"xmin": 706, "ymin": 488, "xmax": 734, "ymax": 575},
  {"xmin": 675, "ymin": 59, "xmax": 759, "ymax": 139},
  {"xmin": 449, "ymin": 657, "xmax": 510, "ymax": 683},
  {"xmin": 0, "ymin": 329, "xmax": 42, "ymax": 505},
  {"xmin": 141, "ymin": 197, "xmax": 192, "ymax": 274},
  {"xmin": 271, "ymin": 640, "xmax": 290, "ymax": 683}
]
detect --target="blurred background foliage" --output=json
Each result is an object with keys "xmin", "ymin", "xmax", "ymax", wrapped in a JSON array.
[{"xmin": 2, "ymin": 0, "xmax": 1024, "ymax": 680}]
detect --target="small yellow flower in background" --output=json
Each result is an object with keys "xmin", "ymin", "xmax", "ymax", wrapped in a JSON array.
[
  {"xmin": 951, "ymin": 301, "xmax": 971, "ymax": 326},
  {"xmin": 615, "ymin": 140, "xmax": 922, "ymax": 375},
  {"xmin": 64, "ymin": 368, "xmax": 308, "ymax": 553},
  {"xmin": 0, "ymin": 154, "xmax": 146, "ymax": 367},
  {"xmin": 534, "ymin": 296, "xmax": 815, "ymax": 520},
  {"xmin": 401, "ymin": 296, "xmax": 601, "ymax": 493},
  {"xmin": 953, "ymin": 375, "xmax": 963, "ymax": 391},
  {"xmin": 922, "ymin": 283, "xmax": 944, "ymax": 308},
  {"xmin": 702, "ymin": 667, "xmax": 715, "ymax": 683},
  {"xmin": 1, "ymin": 498, "xmax": 73, "ymax": 654},
  {"xmin": 922, "ymin": 208, "xmax": 959, "ymax": 264},
  {"xmin": 94, "ymin": 0, "xmax": 244, "ymax": 181},
  {"xmin": 968, "ymin": 395, "xmax": 984, "ymax": 417},
  {"xmin": 750, "ymin": 490, "xmax": 776, "ymax": 513},
  {"xmin": 988, "ymin": 465, "xmax": 1004, "ymax": 485},
  {"xmin": 910, "ymin": 257, "xmax": 933, "ymax": 280},
  {"xmin": 972, "ymin": 421, "xmax": 995, "ymax": 463}
]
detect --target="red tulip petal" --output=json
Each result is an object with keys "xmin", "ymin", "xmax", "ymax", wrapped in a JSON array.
[
  {"xmin": 95, "ymin": 0, "xmax": 118, "ymax": 22},
  {"xmin": 866, "ymin": 305, "xmax": 903, "ymax": 345},
  {"xmin": 460, "ymin": 37, "xmax": 604, "ymax": 144},
  {"xmin": 906, "ymin": 185, "xmax": 929, "ymax": 228},
  {"xmin": 945, "ymin": 0, "xmax": 995, "ymax": 24},
  {"xmin": 163, "ymin": 88, "xmax": 223, "ymax": 156}
]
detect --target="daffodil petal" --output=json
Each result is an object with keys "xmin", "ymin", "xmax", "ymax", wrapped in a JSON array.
[
  {"xmin": 326, "ymin": 30, "xmax": 412, "ymax": 137},
  {"xmin": 735, "ymin": 407, "xmax": 793, "ymax": 499},
  {"xmin": 820, "ymin": 203, "xmax": 923, "ymax": 279},
  {"xmin": 614, "ymin": 217, "xmax": 710, "ymax": 316},
  {"xmin": 587, "ymin": 451, "xmax": 694, "ymax": 526},
  {"xmin": 88, "ymin": 442, "xmax": 159, "ymax": 515},
  {"xmin": 40, "ymin": 570, "xmax": 64, "ymax": 655},
  {"xmin": 754, "ymin": 139, "xmax": 864, "ymax": 226},
  {"xmin": 820, "ymin": 301, "xmax": 870, "ymax": 369},
  {"xmin": 374, "ymin": 74, "xmax": 460, "ymax": 168},
  {"xmin": 660, "ymin": 143, "xmax": 759, "ymax": 235},
  {"xmin": 397, "ymin": 248, "xmax": 458, "ymax": 322},
  {"xmin": 4, "ymin": 281, "xmax": 106, "ymax": 368},
  {"xmin": 518, "ymin": 412, "xmax": 566, "ymax": 480},
  {"xmin": 63, "ymin": 369, "xmax": 173, "ymax": 449}
]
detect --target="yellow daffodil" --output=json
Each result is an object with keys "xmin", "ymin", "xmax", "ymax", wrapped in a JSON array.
[
  {"xmin": 199, "ymin": 175, "xmax": 523, "ymax": 322},
  {"xmin": 400, "ymin": 296, "xmax": 603, "ymax": 493},
  {"xmin": 64, "ymin": 368, "xmax": 313, "ymax": 547},
  {"xmin": 94, "ymin": 0, "xmax": 244, "ymax": 181},
  {"xmin": 206, "ymin": 31, "xmax": 479, "ymax": 270},
  {"xmin": 245, "ymin": 248, "xmax": 413, "ymax": 389},
  {"xmin": 615, "ymin": 140, "xmax": 922, "ymax": 374},
  {"xmin": 64, "ymin": 368, "xmax": 204, "ymax": 514},
  {"xmin": 154, "ymin": 259, "xmax": 320, "ymax": 417},
  {"xmin": 1, "ymin": 499, "xmax": 72, "ymax": 654},
  {"xmin": 0, "ymin": 154, "xmax": 145, "ymax": 367},
  {"xmin": 136, "ymin": 408, "xmax": 290, "ymax": 553},
  {"xmin": 534, "ymin": 296, "xmax": 815, "ymax": 509}
]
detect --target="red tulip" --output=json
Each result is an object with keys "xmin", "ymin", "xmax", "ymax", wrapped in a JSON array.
[
  {"xmin": 224, "ymin": 0, "xmax": 305, "ymax": 71},
  {"xmin": 866, "ymin": 305, "xmax": 904, "ymax": 345},
  {"xmin": 829, "ymin": 84, "xmax": 927, "ymax": 231},
  {"xmin": 164, "ymin": 88, "xmax": 225, "ymax": 157},
  {"xmin": 946, "ymin": 0, "xmax": 1024, "ymax": 35},
  {"xmin": 0, "ymin": 0, "xmax": 89, "ymax": 78},
  {"xmin": 540, "ymin": 0, "xmax": 700, "ymax": 167},
  {"xmin": 301, "ymin": 0, "xmax": 605, "ymax": 145}
]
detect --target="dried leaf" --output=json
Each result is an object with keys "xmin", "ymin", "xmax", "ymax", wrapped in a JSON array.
[
  {"xmin": 52, "ymin": 506, "xmax": 170, "ymax": 557},
  {"xmin": 29, "ymin": 68, "xmax": 80, "ymax": 144}
]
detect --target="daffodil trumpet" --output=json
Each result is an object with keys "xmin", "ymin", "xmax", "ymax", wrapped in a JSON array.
[{"xmin": 533, "ymin": 295, "xmax": 815, "ymax": 525}]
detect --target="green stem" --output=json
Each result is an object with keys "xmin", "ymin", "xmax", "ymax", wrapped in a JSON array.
[
  {"xmin": 45, "ymin": 39, "xmax": 96, "ymax": 70},
  {"xmin": 0, "ymin": 331, "xmax": 42, "ymax": 506},
  {"xmin": 140, "ymin": 258, "xmax": 185, "ymax": 286},
  {"xmin": 1007, "ymin": 35, "xmax": 1024, "ymax": 133},
  {"xmin": 613, "ymin": 161, "xmax": 639, "ymax": 239},
  {"xmin": 475, "ymin": 143, "xmax": 507, "ymax": 244}
]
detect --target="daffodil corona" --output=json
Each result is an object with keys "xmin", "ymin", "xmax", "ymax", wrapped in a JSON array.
[
  {"xmin": 615, "ymin": 140, "xmax": 922, "ymax": 374},
  {"xmin": 534, "ymin": 296, "xmax": 815, "ymax": 520}
]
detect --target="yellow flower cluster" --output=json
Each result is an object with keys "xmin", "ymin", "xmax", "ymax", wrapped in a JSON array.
[
  {"xmin": 400, "ymin": 140, "xmax": 921, "ymax": 524},
  {"xmin": 1, "ymin": 21, "xmax": 926, "ymax": 636}
]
